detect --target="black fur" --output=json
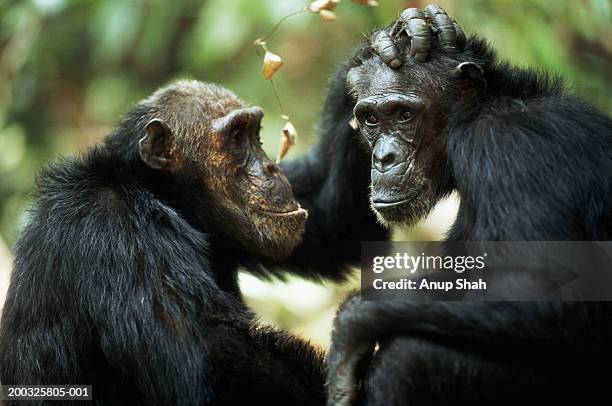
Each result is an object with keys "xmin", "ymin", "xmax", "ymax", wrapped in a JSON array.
[
  {"xmin": 0, "ymin": 93, "xmax": 332, "ymax": 405},
  {"xmin": 329, "ymin": 35, "xmax": 612, "ymax": 405},
  {"xmin": 444, "ymin": 39, "xmax": 612, "ymax": 241}
]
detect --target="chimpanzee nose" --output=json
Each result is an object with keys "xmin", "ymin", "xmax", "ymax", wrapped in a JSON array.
[{"xmin": 372, "ymin": 138, "xmax": 404, "ymax": 172}]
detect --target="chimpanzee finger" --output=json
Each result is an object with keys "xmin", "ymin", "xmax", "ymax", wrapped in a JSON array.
[
  {"xmin": 400, "ymin": 8, "xmax": 431, "ymax": 63},
  {"xmin": 452, "ymin": 17, "xmax": 467, "ymax": 46},
  {"xmin": 372, "ymin": 30, "xmax": 402, "ymax": 68},
  {"xmin": 424, "ymin": 4, "xmax": 458, "ymax": 49}
]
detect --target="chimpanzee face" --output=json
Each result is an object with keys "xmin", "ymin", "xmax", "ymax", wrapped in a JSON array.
[
  {"xmin": 347, "ymin": 56, "xmax": 452, "ymax": 226},
  {"xmin": 138, "ymin": 81, "xmax": 307, "ymax": 260}
]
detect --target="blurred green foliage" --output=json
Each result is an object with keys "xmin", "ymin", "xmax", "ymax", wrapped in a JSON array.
[{"xmin": 1, "ymin": 0, "xmax": 611, "ymax": 244}]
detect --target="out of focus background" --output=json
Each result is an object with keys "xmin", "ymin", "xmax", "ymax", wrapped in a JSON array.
[{"xmin": 1, "ymin": 0, "xmax": 611, "ymax": 347}]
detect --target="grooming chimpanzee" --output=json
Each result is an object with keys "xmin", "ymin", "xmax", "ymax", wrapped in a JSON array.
[
  {"xmin": 327, "ymin": 5, "xmax": 612, "ymax": 406},
  {"xmin": 0, "ymin": 81, "xmax": 330, "ymax": 405}
]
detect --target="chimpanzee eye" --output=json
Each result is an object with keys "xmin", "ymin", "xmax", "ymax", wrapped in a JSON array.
[
  {"xmin": 399, "ymin": 110, "xmax": 413, "ymax": 122},
  {"xmin": 364, "ymin": 115, "xmax": 379, "ymax": 126}
]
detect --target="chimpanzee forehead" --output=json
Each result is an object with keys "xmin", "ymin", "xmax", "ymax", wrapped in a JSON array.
[
  {"xmin": 369, "ymin": 65, "xmax": 406, "ymax": 93},
  {"xmin": 349, "ymin": 58, "xmax": 425, "ymax": 98}
]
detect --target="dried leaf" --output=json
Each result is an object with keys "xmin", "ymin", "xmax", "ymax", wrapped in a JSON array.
[
  {"xmin": 309, "ymin": 0, "xmax": 340, "ymax": 13},
  {"xmin": 276, "ymin": 121, "xmax": 298, "ymax": 163},
  {"xmin": 262, "ymin": 51, "xmax": 284, "ymax": 80},
  {"xmin": 318, "ymin": 9, "xmax": 337, "ymax": 22},
  {"xmin": 352, "ymin": 0, "xmax": 378, "ymax": 5},
  {"xmin": 283, "ymin": 121, "xmax": 298, "ymax": 141}
]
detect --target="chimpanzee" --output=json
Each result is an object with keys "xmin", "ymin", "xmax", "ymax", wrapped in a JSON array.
[
  {"xmin": 326, "ymin": 4, "xmax": 612, "ymax": 406},
  {"xmin": 0, "ymin": 81, "xmax": 331, "ymax": 406}
]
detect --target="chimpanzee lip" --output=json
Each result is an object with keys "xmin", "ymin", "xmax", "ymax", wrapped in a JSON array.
[
  {"xmin": 371, "ymin": 185, "xmax": 424, "ymax": 211},
  {"xmin": 371, "ymin": 197, "xmax": 413, "ymax": 209},
  {"xmin": 255, "ymin": 205, "xmax": 308, "ymax": 218},
  {"xmin": 372, "ymin": 193, "xmax": 419, "ymax": 210}
]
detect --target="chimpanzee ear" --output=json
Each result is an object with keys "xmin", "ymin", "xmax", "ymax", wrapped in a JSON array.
[
  {"xmin": 139, "ymin": 119, "xmax": 175, "ymax": 170},
  {"xmin": 452, "ymin": 62, "xmax": 484, "ymax": 80}
]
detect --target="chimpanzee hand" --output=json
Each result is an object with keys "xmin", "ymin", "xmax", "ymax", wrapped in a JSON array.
[
  {"xmin": 326, "ymin": 295, "xmax": 376, "ymax": 406},
  {"xmin": 372, "ymin": 4, "xmax": 466, "ymax": 67}
]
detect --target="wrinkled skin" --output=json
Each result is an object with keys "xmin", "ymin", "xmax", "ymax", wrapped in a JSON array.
[
  {"xmin": 348, "ymin": 55, "xmax": 452, "ymax": 226},
  {"xmin": 349, "ymin": 4, "xmax": 466, "ymax": 228},
  {"xmin": 139, "ymin": 82, "xmax": 308, "ymax": 260}
]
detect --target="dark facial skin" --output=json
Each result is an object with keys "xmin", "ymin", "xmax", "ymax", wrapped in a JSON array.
[
  {"xmin": 341, "ymin": 4, "xmax": 469, "ymax": 229},
  {"xmin": 138, "ymin": 81, "xmax": 307, "ymax": 260},
  {"xmin": 347, "ymin": 40, "xmax": 481, "ymax": 226},
  {"xmin": 348, "ymin": 55, "xmax": 447, "ymax": 226}
]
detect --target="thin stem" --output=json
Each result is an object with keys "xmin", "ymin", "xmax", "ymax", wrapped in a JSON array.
[
  {"xmin": 256, "ymin": 8, "xmax": 309, "ymax": 44},
  {"xmin": 269, "ymin": 79, "xmax": 287, "ymax": 119}
]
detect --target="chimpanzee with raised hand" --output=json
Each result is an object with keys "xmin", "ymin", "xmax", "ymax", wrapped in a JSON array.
[{"xmin": 326, "ymin": 4, "xmax": 612, "ymax": 406}]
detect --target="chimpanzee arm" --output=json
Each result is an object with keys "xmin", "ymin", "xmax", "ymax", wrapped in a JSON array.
[
  {"xmin": 73, "ymin": 203, "xmax": 226, "ymax": 405},
  {"xmin": 207, "ymin": 324, "xmax": 326, "ymax": 405},
  {"xmin": 327, "ymin": 295, "xmax": 607, "ymax": 406},
  {"xmin": 279, "ymin": 64, "xmax": 388, "ymax": 281},
  {"xmin": 96, "ymin": 283, "xmax": 327, "ymax": 406},
  {"xmin": 80, "ymin": 198, "xmax": 325, "ymax": 405}
]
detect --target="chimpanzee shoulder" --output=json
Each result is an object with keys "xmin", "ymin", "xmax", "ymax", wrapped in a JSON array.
[{"xmin": 445, "ymin": 41, "xmax": 612, "ymax": 240}]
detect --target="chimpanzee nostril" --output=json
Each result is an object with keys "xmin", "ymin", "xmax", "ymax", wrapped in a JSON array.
[
  {"xmin": 379, "ymin": 153, "xmax": 396, "ymax": 171},
  {"xmin": 373, "ymin": 139, "xmax": 403, "ymax": 172}
]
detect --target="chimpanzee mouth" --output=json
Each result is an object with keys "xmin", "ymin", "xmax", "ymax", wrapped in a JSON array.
[
  {"xmin": 371, "ymin": 185, "xmax": 425, "ymax": 212},
  {"xmin": 255, "ymin": 205, "xmax": 309, "ymax": 218},
  {"xmin": 371, "ymin": 197, "xmax": 415, "ymax": 210}
]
